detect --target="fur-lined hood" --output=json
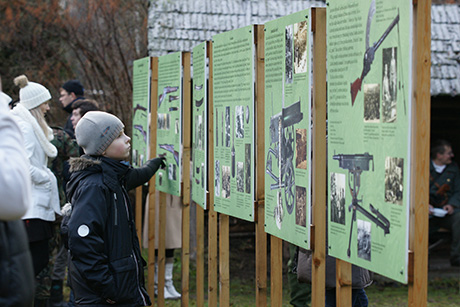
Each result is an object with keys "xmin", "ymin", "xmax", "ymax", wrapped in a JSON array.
[
  {"xmin": 69, "ymin": 156, "xmax": 101, "ymax": 172},
  {"xmin": 66, "ymin": 155, "xmax": 130, "ymax": 203}
]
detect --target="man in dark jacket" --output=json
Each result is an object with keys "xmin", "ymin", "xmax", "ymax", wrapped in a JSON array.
[
  {"xmin": 67, "ymin": 111, "xmax": 165, "ymax": 306},
  {"xmin": 59, "ymin": 80, "xmax": 85, "ymax": 138},
  {"xmin": 429, "ymin": 139, "xmax": 460, "ymax": 267}
]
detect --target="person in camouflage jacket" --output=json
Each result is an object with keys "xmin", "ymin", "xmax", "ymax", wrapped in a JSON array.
[{"xmin": 40, "ymin": 127, "xmax": 79, "ymax": 306}]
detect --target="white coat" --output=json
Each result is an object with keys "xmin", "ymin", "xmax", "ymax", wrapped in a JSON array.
[
  {"xmin": 11, "ymin": 104, "xmax": 60, "ymax": 221},
  {"xmin": 0, "ymin": 101, "xmax": 31, "ymax": 220}
]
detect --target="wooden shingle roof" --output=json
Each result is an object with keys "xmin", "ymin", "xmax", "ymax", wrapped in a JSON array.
[
  {"xmin": 432, "ymin": 5, "xmax": 460, "ymax": 96},
  {"xmin": 148, "ymin": 0, "xmax": 325, "ymax": 56},
  {"xmin": 148, "ymin": 2, "xmax": 460, "ymax": 96}
]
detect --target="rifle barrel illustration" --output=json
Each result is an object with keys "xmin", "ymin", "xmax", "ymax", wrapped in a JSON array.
[{"xmin": 350, "ymin": 13, "xmax": 400, "ymax": 105}]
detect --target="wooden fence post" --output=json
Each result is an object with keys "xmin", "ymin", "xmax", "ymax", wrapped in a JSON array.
[
  {"xmin": 311, "ymin": 7, "xmax": 327, "ymax": 307},
  {"xmin": 409, "ymin": 0, "xmax": 431, "ymax": 305}
]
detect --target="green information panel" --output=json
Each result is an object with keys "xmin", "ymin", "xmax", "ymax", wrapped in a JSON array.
[
  {"xmin": 132, "ymin": 57, "xmax": 150, "ymax": 168},
  {"xmin": 327, "ymin": 0, "xmax": 412, "ymax": 283},
  {"xmin": 192, "ymin": 42, "xmax": 207, "ymax": 209},
  {"xmin": 155, "ymin": 52, "xmax": 182, "ymax": 196},
  {"xmin": 264, "ymin": 10, "xmax": 312, "ymax": 249},
  {"xmin": 212, "ymin": 26, "xmax": 255, "ymax": 221}
]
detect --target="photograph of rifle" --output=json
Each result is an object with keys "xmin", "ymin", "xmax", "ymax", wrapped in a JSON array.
[
  {"xmin": 158, "ymin": 86, "xmax": 179, "ymax": 107},
  {"xmin": 133, "ymin": 124, "xmax": 147, "ymax": 143},
  {"xmin": 159, "ymin": 144, "xmax": 179, "ymax": 166},
  {"xmin": 350, "ymin": 0, "xmax": 400, "ymax": 105}
]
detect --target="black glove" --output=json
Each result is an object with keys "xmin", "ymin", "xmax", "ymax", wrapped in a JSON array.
[{"xmin": 147, "ymin": 156, "xmax": 166, "ymax": 173}]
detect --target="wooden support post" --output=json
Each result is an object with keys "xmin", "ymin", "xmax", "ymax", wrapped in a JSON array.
[
  {"xmin": 157, "ymin": 191, "xmax": 167, "ymax": 306},
  {"xmin": 255, "ymin": 200, "xmax": 267, "ymax": 306},
  {"xmin": 409, "ymin": 0, "xmax": 430, "ymax": 305},
  {"xmin": 181, "ymin": 203, "xmax": 190, "ymax": 305},
  {"xmin": 311, "ymin": 7, "xmax": 327, "ymax": 307},
  {"xmin": 270, "ymin": 236, "xmax": 283, "ymax": 306},
  {"xmin": 196, "ymin": 203, "xmax": 205, "ymax": 307},
  {"xmin": 207, "ymin": 40, "xmax": 218, "ymax": 307},
  {"xmin": 254, "ymin": 24, "xmax": 268, "ymax": 307},
  {"xmin": 336, "ymin": 259, "xmax": 352, "ymax": 307},
  {"xmin": 181, "ymin": 51, "xmax": 192, "ymax": 306},
  {"xmin": 219, "ymin": 214, "xmax": 230, "ymax": 307},
  {"xmin": 147, "ymin": 57, "xmax": 159, "ymax": 301}
]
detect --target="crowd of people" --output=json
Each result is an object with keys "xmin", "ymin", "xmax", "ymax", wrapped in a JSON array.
[
  {"xmin": 0, "ymin": 75, "xmax": 172, "ymax": 306},
  {"xmin": 1, "ymin": 73, "xmax": 458, "ymax": 307}
]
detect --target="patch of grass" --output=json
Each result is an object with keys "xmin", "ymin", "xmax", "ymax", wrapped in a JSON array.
[{"xmin": 141, "ymin": 249, "xmax": 460, "ymax": 306}]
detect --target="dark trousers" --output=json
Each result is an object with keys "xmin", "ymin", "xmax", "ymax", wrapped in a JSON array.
[{"xmin": 325, "ymin": 288, "xmax": 368, "ymax": 307}]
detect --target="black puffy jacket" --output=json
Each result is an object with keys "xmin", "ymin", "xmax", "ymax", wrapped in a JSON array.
[
  {"xmin": 0, "ymin": 220, "xmax": 35, "ymax": 307},
  {"xmin": 67, "ymin": 156, "xmax": 163, "ymax": 306}
]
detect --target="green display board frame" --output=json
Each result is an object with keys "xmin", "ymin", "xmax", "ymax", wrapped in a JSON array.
[
  {"xmin": 264, "ymin": 10, "xmax": 312, "ymax": 249},
  {"xmin": 327, "ymin": 0, "xmax": 412, "ymax": 283},
  {"xmin": 155, "ymin": 52, "xmax": 183, "ymax": 196},
  {"xmin": 212, "ymin": 25, "xmax": 255, "ymax": 222},
  {"xmin": 132, "ymin": 57, "xmax": 151, "ymax": 168},
  {"xmin": 192, "ymin": 42, "xmax": 208, "ymax": 209}
]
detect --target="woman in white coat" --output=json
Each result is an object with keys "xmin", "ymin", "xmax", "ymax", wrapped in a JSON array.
[{"xmin": 11, "ymin": 75, "xmax": 60, "ymax": 283}]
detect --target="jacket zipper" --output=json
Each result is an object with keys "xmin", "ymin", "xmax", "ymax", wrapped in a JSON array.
[
  {"xmin": 121, "ymin": 186, "xmax": 147, "ymax": 305},
  {"xmin": 113, "ymin": 193, "xmax": 118, "ymax": 226},
  {"xmin": 132, "ymin": 252, "xmax": 148, "ymax": 306}
]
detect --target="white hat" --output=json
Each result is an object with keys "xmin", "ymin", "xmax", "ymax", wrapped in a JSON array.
[{"xmin": 14, "ymin": 75, "xmax": 51, "ymax": 110}]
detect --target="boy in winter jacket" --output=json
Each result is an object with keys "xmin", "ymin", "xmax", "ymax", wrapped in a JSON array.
[{"xmin": 67, "ymin": 111, "xmax": 164, "ymax": 306}]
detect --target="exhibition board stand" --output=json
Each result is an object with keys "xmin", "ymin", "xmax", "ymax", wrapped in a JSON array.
[
  {"xmin": 146, "ymin": 52, "xmax": 192, "ymax": 306},
  {"xmin": 327, "ymin": 0, "xmax": 430, "ymax": 306},
  {"xmin": 207, "ymin": 40, "xmax": 218, "ymax": 307}
]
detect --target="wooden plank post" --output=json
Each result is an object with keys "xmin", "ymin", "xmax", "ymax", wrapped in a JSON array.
[
  {"xmin": 254, "ymin": 24, "xmax": 268, "ymax": 307},
  {"xmin": 219, "ymin": 214, "xmax": 230, "ymax": 307},
  {"xmin": 157, "ymin": 191, "xmax": 167, "ymax": 306},
  {"xmin": 311, "ymin": 7, "xmax": 327, "ymax": 307},
  {"xmin": 196, "ymin": 202, "xmax": 205, "ymax": 306},
  {"xmin": 147, "ymin": 57, "xmax": 159, "ymax": 302},
  {"xmin": 207, "ymin": 40, "xmax": 219, "ymax": 307},
  {"xmin": 408, "ymin": 0, "xmax": 431, "ymax": 305},
  {"xmin": 181, "ymin": 51, "xmax": 192, "ymax": 306},
  {"xmin": 270, "ymin": 236, "xmax": 283, "ymax": 306}
]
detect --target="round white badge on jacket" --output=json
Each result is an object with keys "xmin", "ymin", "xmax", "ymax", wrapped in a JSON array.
[{"xmin": 78, "ymin": 225, "xmax": 90, "ymax": 237}]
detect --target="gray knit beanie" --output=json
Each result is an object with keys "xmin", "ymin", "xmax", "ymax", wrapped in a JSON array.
[{"xmin": 75, "ymin": 111, "xmax": 124, "ymax": 155}]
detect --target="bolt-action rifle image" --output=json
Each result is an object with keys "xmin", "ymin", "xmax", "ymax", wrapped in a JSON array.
[
  {"xmin": 159, "ymin": 144, "xmax": 179, "ymax": 166},
  {"xmin": 266, "ymin": 99, "xmax": 303, "ymax": 215},
  {"xmin": 133, "ymin": 125, "xmax": 147, "ymax": 142},
  {"xmin": 333, "ymin": 152, "xmax": 390, "ymax": 257},
  {"xmin": 350, "ymin": 0, "xmax": 400, "ymax": 105},
  {"xmin": 158, "ymin": 86, "xmax": 179, "ymax": 107}
]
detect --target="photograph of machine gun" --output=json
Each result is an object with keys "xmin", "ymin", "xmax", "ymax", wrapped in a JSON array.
[
  {"xmin": 333, "ymin": 152, "xmax": 390, "ymax": 258},
  {"xmin": 159, "ymin": 144, "xmax": 179, "ymax": 166},
  {"xmin": 158, "ymin": 86, "xmax": 179, "ymax": 107},
  {"xmin": 350, "ymin": 0, "xmax": 400, "ymax": 106},
  {"xmin": 266, "ymin": 99, "xmax": 304, "ymax": 217}
]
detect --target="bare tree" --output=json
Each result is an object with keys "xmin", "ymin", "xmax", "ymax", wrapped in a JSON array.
[{"xmin": 0, "ymin": 0, "xmax": 150, "ymax": 134}]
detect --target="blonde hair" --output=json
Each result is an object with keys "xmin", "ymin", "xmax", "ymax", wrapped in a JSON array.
[{"xmin": 29, "ymin": 105, "xmax": 50, "ymax": 136}]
